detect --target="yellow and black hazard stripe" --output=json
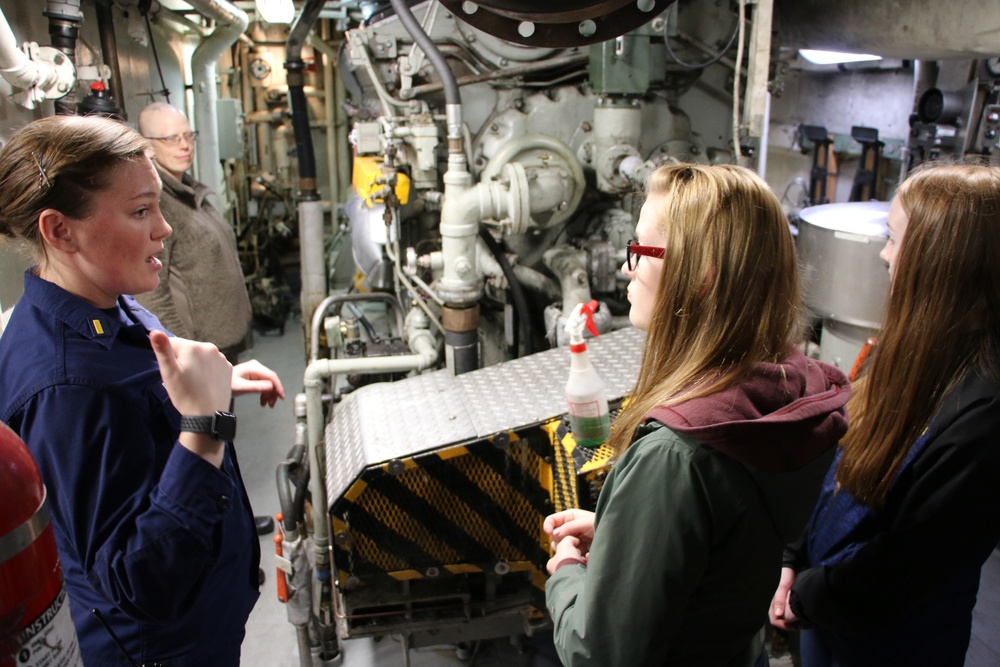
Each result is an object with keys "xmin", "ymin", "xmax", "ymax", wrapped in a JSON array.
[{"xmin": 330, "ymin": 430, "xmax": 552, "ymax": 587}]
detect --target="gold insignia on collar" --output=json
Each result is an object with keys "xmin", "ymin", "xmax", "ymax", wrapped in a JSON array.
[{"xmin": 90, "ymin": 319, "xmax": 107, "ymax": 336}]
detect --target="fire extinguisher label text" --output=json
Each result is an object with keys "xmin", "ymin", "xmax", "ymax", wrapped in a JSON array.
[{"xmin": 15, "ymin": 588, "xmax": 82, "ymax": 667}]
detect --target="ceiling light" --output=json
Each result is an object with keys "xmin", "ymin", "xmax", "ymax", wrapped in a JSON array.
[{"xmin": 798, "ymin": 49, "xmax": 882, "ymax": 65}]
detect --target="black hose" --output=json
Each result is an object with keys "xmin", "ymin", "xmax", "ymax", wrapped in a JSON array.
[
  {"xmin": 47, "ymin": 11, "xmax": 80, "ymax": 115},
  {"xmin": 287, "ymin": 83, "xmax": 317, "ymax": 183},
  {"xmin": 95, "ymin": 0, "xmax": 127, "ymax": 119},
  {"xmin": 388, "ymin": 0, "xmax": 460, "ymax": 106},
  {"xmin": 285, "ymin": 0, "xmax": 327, "ymax": 188},
  {"xmin": 345, "ymin": 302, "xmax": 379, "ymax": 340},
  {"xmin": 143, "ymin": 12, "xmax": 170, "ymax": 104},
  {"xmin": 479, "ymin": 227, "xmax": 534, "ymax": 356},
  {"xmin": 276, "ymin": 444, "xmax": 308, "ymax": 531}
]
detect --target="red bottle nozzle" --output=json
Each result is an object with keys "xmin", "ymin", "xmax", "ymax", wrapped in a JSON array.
[{"xmin": 581, "ymin": 300, "xmax": 599, "ymax": 337}]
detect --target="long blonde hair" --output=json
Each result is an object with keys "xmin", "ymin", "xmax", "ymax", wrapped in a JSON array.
[
  {"xmin": 608, "ymin": 163, "xmax": 801, "ymax": 454},
  {"xmin": 836, "ymin": 163, "xmax": 1000, "ymax": 508}
]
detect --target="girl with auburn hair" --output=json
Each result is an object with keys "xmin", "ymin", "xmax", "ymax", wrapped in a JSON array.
[
  {"xmin": 544, "ymin": 163, "xmax": 850, "ymax": 666},
  {"xmin": 770, "ymin": 162, "xmax": 1000, "ymax": 666},
  {"xmin": 0, "ymin": 115, "xmax": 284, "ymax": 665}
]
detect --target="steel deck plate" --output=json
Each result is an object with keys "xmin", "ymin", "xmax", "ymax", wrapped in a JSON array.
[{"xmin": 325, "ymin": 327, "xmax": 644, "ymax": 507}]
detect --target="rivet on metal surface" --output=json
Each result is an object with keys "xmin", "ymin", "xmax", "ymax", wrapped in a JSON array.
[
  {"xmin": 387, "ymin": 459, "xmax": 406, "ymax": 475},
  {"xmin": 492, "ymin": 432, "xmax": 510, "ymax": 449},
  {"xmin": 494, "ymin": 561, "xmax": 511, "ymax": 575}
]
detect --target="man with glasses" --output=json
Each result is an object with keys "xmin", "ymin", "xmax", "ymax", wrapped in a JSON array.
[{"xmin": 136, "ymin": 103, "xmax": 274, "ymax": 538}]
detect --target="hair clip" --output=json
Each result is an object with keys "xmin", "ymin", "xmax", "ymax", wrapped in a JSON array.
[{"xmin": 32, "ymin": 152, "xmax": 51, "ymax": 190}]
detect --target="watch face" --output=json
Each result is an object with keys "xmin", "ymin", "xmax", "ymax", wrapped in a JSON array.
[{"xmin": 213, "ymin": 411, "xmax": 238, "ymax": 441}]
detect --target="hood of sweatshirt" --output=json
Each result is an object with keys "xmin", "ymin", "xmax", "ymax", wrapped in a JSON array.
[
  {"xmin": 645, "ymin": 348, "xmax": 850, "ymax": 539},
  {"xmin": 646, "ymin": 347, "xmax": 849, "ymax": 473}
]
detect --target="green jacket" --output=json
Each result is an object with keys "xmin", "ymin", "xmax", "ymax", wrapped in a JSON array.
[{"xmin": 547, "ymin": 422, "xmax": 835, "ymax": 666}]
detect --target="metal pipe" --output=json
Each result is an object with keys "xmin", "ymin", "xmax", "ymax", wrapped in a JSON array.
[
  {"xmin": 286, "ymin": 0, "xmax": 326, "ymax": 186},
  {"xmin": 46, "ymin": 0, "xmax": 82, "ymax": 115},
  {"xmin": 544, "ymin": 246, "xmax": 593, "ymax": 318},
  {"xmin": 513, "ymin": 265, "xmax": 561, "ymax": 301},
  {"xmin": 309, "ymin": 32, "xmax": 341, "ymax": 208},
  {"xmin": 299, "ymin": 199, "xmax": 327, "ymax": 351},
  {"xmin": 301, "ymin": 311, "xmax": 439, "ymax": 659},
  {"xmin": 388, "ymin": 0, "xmax": 458, "ymax": 106},
  {"xmin": 333, "ymin": 48, "xmax": 351, "ymax": 205},
  {"xmin": 153, "ymin": 9, "xmax": 213, "ymax": 37},
  {"xmin": 187, "ymin": 0, "xmax": 249, "ymax": 204},
  {"xmin": 388, "ymin": 0, "xmax": 477, "ymax": 361},
  {"xmin": 400, "ymin": 53, "xmax": 589, "ymax": 99},
  {"xmin": 309, "ymin": 292, "xmax": 406, "ymax": 361},
  {"xmin": 0, "ymin": 6, "xmax": 73, "ymax": 109},
  {"xmin": 95, "ymin": 0, "xmax": 125, "ymax": 119},
  {"xmin": 286, "ymin": 0, "xmax": 328, "ymax": 334},
  {"xmin": 0, "ymin": 9, "xmax": 47, "ymax": 90}
]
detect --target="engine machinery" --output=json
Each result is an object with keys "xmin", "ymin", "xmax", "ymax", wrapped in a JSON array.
[
  {"xmin": 278, "ymin": 0, "xmax": 773, "ymax": 661},
  {"xmin": 0, "ymin": 0, "xmax": 998, "ymax": 664}
]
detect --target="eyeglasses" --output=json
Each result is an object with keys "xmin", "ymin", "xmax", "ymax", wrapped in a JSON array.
[
  {"xmin": 626, "ymin": 239, "xmax": 665, "ymax": 271},
  {"xmin": 146, "ymin": 131, "xmax": 199, "ymax": 146}
]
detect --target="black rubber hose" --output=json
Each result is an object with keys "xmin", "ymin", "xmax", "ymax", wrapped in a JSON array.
[
  {"xmin": 285, "ymin": 0, "xmax": 326, "ymax": 187},
  {"xmin": 95, "ymin": 0, "xmax": 126, "ymax": 119},
  {"xmin": 388, "ymin": 0, "xmax": 460, "ymax": 106},
  {"xmin": 287, "ymin": 82, "xmax": 316, "ymax": 183},
  {"xmin": 47, "ymin": 15, "xmax": 80, "ymax": 115},
  {"xmin": 479, "ymin": 227, "xmax": 534, "ymax": 356},
  {"xmin": 275, "ymin": 444, "xmax": 308, "ymax": 531}
]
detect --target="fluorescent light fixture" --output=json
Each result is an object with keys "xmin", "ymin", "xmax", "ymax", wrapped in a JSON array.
[
  {"xmin": 255, "ymin": 0, "xmax": 295, "ymax": 23},
  {"xmin": 799, "ymin": 49, "xmax": 882, "ymax": 65}
]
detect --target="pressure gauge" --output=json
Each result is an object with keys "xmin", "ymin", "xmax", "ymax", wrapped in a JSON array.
[
  {"xmin": 986, "ymin": 56, "xmax": 1000, "ymax": 78},
  {"xmin": 249, "ymin": 58, "xmax": 272, "ymax": 80}
]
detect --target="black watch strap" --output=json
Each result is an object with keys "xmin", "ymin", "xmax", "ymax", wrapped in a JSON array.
[{"xmin": 179, "ymin": 411, "xmax": 237, "ymax": 441}]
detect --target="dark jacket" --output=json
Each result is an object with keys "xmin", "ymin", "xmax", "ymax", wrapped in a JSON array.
[
  {"xmin": 786, "ymin": 370, "xmax": 1000, "ymax": 666},
  {"xmin": 546, "ymin": 348, "xmax": 849, "ymax": 666},
  {"xmin": 0, "ymin": 271, "xmax": 260, "ymax": 666},
  {"xmin": 136, "ymin": 168, "xmax": 251, "ymax": 354}
]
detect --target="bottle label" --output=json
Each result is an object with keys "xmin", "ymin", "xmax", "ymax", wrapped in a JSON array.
[
  {"xmin": 567, "ymin": 399, "xmax": 603, "ymax": 419},
  {"xmin": 14, "ymin": 587, "xmax": 84, "ymax": 667}
]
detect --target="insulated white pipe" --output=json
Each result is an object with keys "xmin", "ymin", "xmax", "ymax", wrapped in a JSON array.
[
  {"xmin": 187, "ymin": 0, "xmax": 248, "ymax": 207},
  {"xmin": 302, "ymin": 316, "xmax": 439, "ymax": 564},
  {"xmin": 298, "ymin": 199, "xmax": 327, "ymax": 349},
  {"xmin": 0, "ymin": 7, "xmax": 65, "ymax": 103},
  {"xmin": 308, "ymin": 35, "xmax": 341, "ymax": 209},
  {"xmin": 0, "ymin": 10, "xmax": 44, "ymax": 89}
]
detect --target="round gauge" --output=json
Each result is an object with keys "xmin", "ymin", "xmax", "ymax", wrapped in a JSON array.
[
  {"xmin": 249, "ymin": 58, "xmax": 272, "ymax": 80},
  {"xmin": 986, "ymin": 57, "xmax": 1000, "ymax": 78}
]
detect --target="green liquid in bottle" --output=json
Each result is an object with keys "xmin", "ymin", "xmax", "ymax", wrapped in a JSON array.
[{"xmin": 570, "ymin": 413, "xmax": 611, "ymax": 448}]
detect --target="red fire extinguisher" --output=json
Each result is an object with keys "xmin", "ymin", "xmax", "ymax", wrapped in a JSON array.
[{"xmin": 0, "ymin": 421, "xmax": 82, "ymax": 667}]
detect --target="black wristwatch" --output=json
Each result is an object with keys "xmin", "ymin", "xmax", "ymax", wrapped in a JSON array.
[{"xmin": 178, "ymin": 411, "xmax": 237, "ymax": 441}]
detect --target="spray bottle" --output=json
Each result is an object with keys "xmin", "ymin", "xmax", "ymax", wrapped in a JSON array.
[{"xmin": 564, "ymin": 300, "xmax": 610, "ymax": 448}]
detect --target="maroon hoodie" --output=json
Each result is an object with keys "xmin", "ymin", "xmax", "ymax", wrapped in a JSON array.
[{"xmin": 646, "ymin": 347, "xmax": 850, "ymax": 473}]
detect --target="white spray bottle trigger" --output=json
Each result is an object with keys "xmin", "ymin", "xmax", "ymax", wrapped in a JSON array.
[{"xmin": 565, "ymin": 299, "xmax": 600, "ymax": 346}]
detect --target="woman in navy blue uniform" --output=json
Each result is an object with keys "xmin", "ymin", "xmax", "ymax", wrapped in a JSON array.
[
  {"xmin": 770, "ymin": 162, "xmax": 1000, "ymax": 666},
  {"xmin": 0, "ymin": 115, "xmax": 283, "ymax": 666}
]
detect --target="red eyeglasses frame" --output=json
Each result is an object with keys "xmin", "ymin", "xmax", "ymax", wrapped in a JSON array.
[{"xmin": 626, "ymin": 240, "xmax": 665, "ymax": 270}]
